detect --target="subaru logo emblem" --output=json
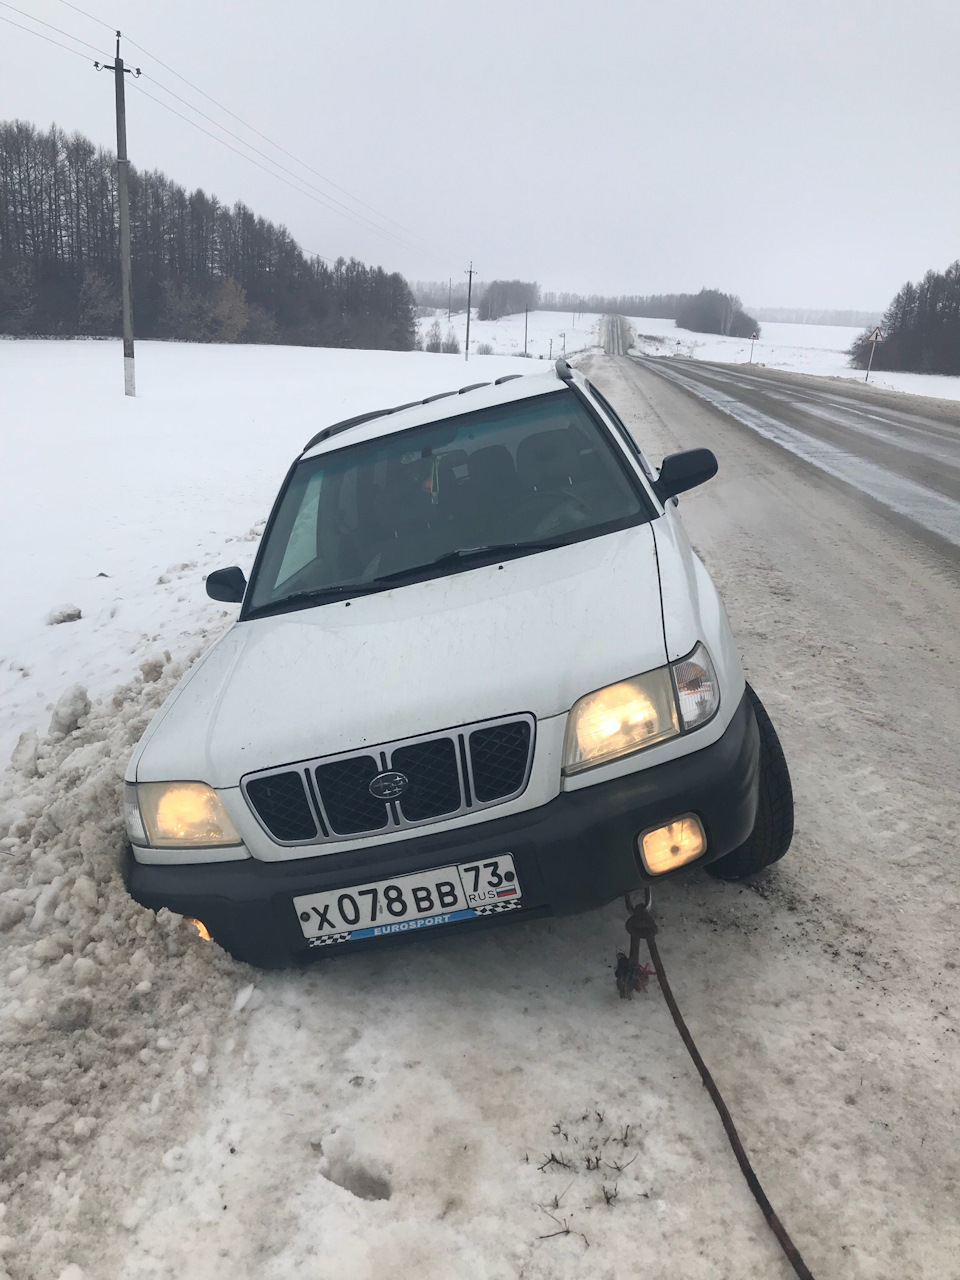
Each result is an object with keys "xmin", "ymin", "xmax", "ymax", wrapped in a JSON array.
[{"xmin": 368, "ymin": 770, "xmax": 409, "ymax": 801}]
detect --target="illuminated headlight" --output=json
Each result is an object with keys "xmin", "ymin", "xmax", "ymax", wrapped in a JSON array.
[
  {"xmin": 562, "ymin": 645, "xmax": 720, "ymax": 774},
  {"xmin": 563, "ymin": 668, "xmax": 679, "ymax": 773},
  {"xmin": 671, "ymin": 643, "xmax": 720, "ymax": 730},
  {"xmin": 129, "ymin": 781, "xmax": 242, "ymax": 848}
]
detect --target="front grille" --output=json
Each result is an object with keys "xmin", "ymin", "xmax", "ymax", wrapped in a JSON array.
[
  {"xmin": 244, "ymin": 771, "xmax": 318, "ymax": 842},
  {"xmin": 241, "ymin": 713, "xmax": 535, "ymax": 846},
  {"xmin": 314, "ymin": 756, "xmax": 390, "ymax": 835},
  {"xmin": 392, "ymin": 738, "xmax": 462, "ymax": 822},
  {"xmin": 469, "ymin": 721, "xmax": 532, "ymax": 802}
]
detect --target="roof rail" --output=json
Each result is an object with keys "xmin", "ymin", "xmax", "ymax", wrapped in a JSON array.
[
  {"xmin": 300, "ymin": 375, "xmax": 516, "ymax": 454},
  {"xmin": 494, "ymin": 374, "xmax": 522, "ymax": 385},
  {"xmin": 302, "ymin": 409, "xmax": 393, "ymax": 453},
  {"xmin": 555, "ymin": 357, "xmax": 574, "ymax": 382}
]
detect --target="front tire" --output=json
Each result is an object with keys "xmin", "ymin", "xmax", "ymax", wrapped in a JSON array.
[{"xmin": 707, "ymin": 684, "xmax": 794, "ymax": 880}]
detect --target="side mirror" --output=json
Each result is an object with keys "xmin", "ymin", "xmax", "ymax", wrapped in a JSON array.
[
  {"xmin": 205, "ymin": 566, "xmax": 247, "ymax": 603},
  {"xmin": 654, "ymin": 448, "xmax": 718, "ymax": 502}
]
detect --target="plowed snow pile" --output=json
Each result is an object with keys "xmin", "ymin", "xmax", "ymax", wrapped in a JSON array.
[{"xmin": 0, "ymin": 649, "xmax": 245, "ymax": 1275}]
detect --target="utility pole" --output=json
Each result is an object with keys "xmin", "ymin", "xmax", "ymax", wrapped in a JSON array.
[
  {"xmin": 524, "ymin": 306, "xmax": 528, "ymax": 357},
  {"xmin": 447, "ymin": 278, "xmax": 451, "ymax": 320},
  {"xmin": 561, "ymin": 331, "xmax": 566, "ymax": 357},
  {"xmin": 96, "ymin": 34, "xmax": 140, "ymax": 396},
  {"xmin": 549, "ymin": 338, "xmax": 553, "ymax": 360},
  {"xmin": 464, "ymin": 262, "xmax": 475, "ymax": 361}
]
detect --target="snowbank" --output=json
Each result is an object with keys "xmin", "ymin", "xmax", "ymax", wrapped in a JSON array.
[{"xmin": 0, "ymin": 649, "xmax": 248, "ymax": 1278}]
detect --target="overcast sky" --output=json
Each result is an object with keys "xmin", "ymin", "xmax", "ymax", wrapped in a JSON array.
[{"xmin": 2, "ymin": 0, "xmax": 958, "ymax": 310}]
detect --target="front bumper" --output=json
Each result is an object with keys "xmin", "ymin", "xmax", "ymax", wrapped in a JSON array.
[{"xmin": 124, "ymin": 689, "xmax": 759, "ymax": 966}]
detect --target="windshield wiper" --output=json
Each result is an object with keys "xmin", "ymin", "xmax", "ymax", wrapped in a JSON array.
[
  {"xmin": 256, "ymin": 581, "xmax": 386, "ymax": 613},
  {"xmin": 253, "ymin": 541, "xmax": 563, "ymax": 615},
  {"xmin": 368, "ymin": 540, "xmax": 563, "ymax": 585}
]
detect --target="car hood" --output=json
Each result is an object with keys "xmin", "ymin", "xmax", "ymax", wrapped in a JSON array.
[{"xmin": 133, "ymin": 525, "xmax": 667, "ymax": 786}]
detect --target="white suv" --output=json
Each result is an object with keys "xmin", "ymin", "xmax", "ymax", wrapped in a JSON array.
[{"xmin": 123, "ymin": 359, "xmax": 793, "ymax": 966}]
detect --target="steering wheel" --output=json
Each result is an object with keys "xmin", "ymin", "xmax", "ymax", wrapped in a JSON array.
[{"xmin": 512, "ymin": 488, "xmax": 592, "ymax": 537}]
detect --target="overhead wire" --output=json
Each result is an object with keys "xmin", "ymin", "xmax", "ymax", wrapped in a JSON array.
[
  {"xmin": 51, "ymin": 0, "xmax": 113, "ymax": 31},
  {"xmin": 128, "ymin": 79, "xmax": 415, "ymax": 266},
  {"xmin": 135, "ymin": 71, "xmax": 436, "ymax": 258},
  {"xmin": 0, "ymin": 0, "xmax": 105, "ymax": 53},
  {"xmin": 121, "ymin": 32, "xmax": 445, "ymax": 253},
  {"xmin": 0, "ymin": 9, "xmax": 95, "ymax": 60}
]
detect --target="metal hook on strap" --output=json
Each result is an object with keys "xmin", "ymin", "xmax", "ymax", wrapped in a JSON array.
[{"xmin": 615, "ymin": 887, "xmax": 657, "ymax": 999}]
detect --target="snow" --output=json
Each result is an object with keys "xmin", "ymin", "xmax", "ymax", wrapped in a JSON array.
[
  {"xmin": 420, "ymin": 307, "xmax": 603, "ymax": 361},
  {"xmin": 1, "ymin": 337, "xmax": 958, "ymax": 1279},
  {"xmin": 628, "ymin": 315, "xmax": 960, "ymax": 402}
]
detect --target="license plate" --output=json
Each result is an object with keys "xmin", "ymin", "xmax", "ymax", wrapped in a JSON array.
[{"xmin": 293, "ymin": 855, "xmax": 523, "ymax": 947}]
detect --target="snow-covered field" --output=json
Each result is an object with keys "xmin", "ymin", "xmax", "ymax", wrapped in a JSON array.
[
  {"xmin": 420, "ymin": 308, "xmax": 602, "ymax": 361},
  {"xmin": 629, "ymin": 315, "xmax": 960, "ymax": 402},
  {"xmin": 2, "ymin": 338, "xmax": 958, "ymax": 1280}
]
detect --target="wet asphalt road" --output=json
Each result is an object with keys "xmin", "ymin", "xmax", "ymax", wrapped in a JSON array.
[{"xmin": 602, "ymin": 325, "xmax": 960, "ymax": 555}]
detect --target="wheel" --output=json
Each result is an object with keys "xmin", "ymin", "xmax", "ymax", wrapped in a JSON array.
[{"xmin": 707, "ymin": 684, "xmax": 794, "ymax": 880}]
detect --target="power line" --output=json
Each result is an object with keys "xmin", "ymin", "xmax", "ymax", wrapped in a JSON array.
[
  {"xmin": 123, "ymin": 34, "xmax": 441, "ymax": 251},
  {"xmin": 52, "ymin": 0, "xmax": 113, "ymax": 31},
  {"xmin": 0, "ymin": 9, "xmax": 92, "ymax": 60},
  {"xmin": 137, "ymin": 72, "xmax": 429, "ymax": 256},
  {"xmin": 0, "ymin": 0, "xmax": 105, "ymax": 53},
  {"xmin": 127, "ymin": 81, "xmax": 454, "ymax": 268},
  {"xmin": 127, "ymin": 80, "xmax": 445, "ymax": 266}
]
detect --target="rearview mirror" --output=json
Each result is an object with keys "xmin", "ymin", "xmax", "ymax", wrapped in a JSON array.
[
  {"xmin": 655, "ymin": 448, "xmax": 718, "ymax": 501},
  {"xmin": 205, "ymin": 566, "xmax": 247, "ymax": 603}
]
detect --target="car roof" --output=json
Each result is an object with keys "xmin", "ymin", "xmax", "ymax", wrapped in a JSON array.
[{"xmin": 299, "ymin": 359, "xmax": 581, "ymax": 461}]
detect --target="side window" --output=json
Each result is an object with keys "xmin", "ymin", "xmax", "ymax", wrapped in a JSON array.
[
  {"xmin": 274, "ymin": 471, "xmax": 323, "ymax": 588},
  {"xmin": 586, "ymin": 381, "xmax": 657, "ymax": 483}
]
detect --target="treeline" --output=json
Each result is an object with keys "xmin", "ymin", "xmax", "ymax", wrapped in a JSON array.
[
  {"xmin": 411, "ymin": 275, "xmax": 759, "ymax": 338},
  {"xmin": 540, "ymin": 291, "xmax": 684, "ymax": 317},
  {"xmin": 849, "ymin": 261, "xmax": 960, "ymax": 376},
  {"xmin": 754, "ymin": 306, "xmax": 881, "ymax": 327},
  {"xmin": 675, "ymin": 289, "xmax": 758, "ymax": 338},
  {"xmin": 0, "ymin": 120, "xmax": 417, "ymax": 349},
  {"xmin": 477, "ymin": 280, "xmax": 539, "ymax": 321},
  {"xmin": 540, "ymin": 288, "xmax": 758, "ymax": 334},
  {"xmin": 412, "ymin": 280, "xmax": 477, "ymax": 311}
]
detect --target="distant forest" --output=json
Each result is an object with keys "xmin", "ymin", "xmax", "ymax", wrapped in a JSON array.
[
  {"xmin": 753, "ymin": 306, "xmax": 882, "ymax": 327},
  {"xmin": 413, "ymin": 280, "xmax": 758, "ymax": 338},
  {"xmin": 849, "ymin": 261, "xmax": 960, "ymax": 376},
  {"xmin": 477, "ymin": 280, "xmax": 539, "ymax": 321},
  {"xmin": 0, "ymin": 120, "xmax": 417, "ymax": 349}
]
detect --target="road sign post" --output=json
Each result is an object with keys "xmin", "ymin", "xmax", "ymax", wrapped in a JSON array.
[
  {"xmin": 749, "ymin": 330, "xmax": 759, "ymax": 363},
  {"xmin": 864, "ymin": 326, "xmax": 883, "ymax": 384}
]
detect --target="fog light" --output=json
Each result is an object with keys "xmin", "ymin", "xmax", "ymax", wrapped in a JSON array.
[
  {"xmin": 185, "ymin": 917, "xmax": 212, "ymax": 941},
  {"xmin": 639, "ymin": 815, "xmax": 706, "ymax": 874}
]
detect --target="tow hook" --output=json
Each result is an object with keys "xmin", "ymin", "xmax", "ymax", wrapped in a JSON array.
[{"xmin": 615, "ymin": 888, "xmax": 657, "ymax": 998}]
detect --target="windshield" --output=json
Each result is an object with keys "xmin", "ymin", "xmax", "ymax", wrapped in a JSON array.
[{"xmin": 247, "ymin": 388, "xmax": 648, "ymax": 615}]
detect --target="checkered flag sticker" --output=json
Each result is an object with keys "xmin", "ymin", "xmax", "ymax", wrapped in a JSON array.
[{"xmin": 472, "ymin": 900, "xmax": 524, "ymax": 916}]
